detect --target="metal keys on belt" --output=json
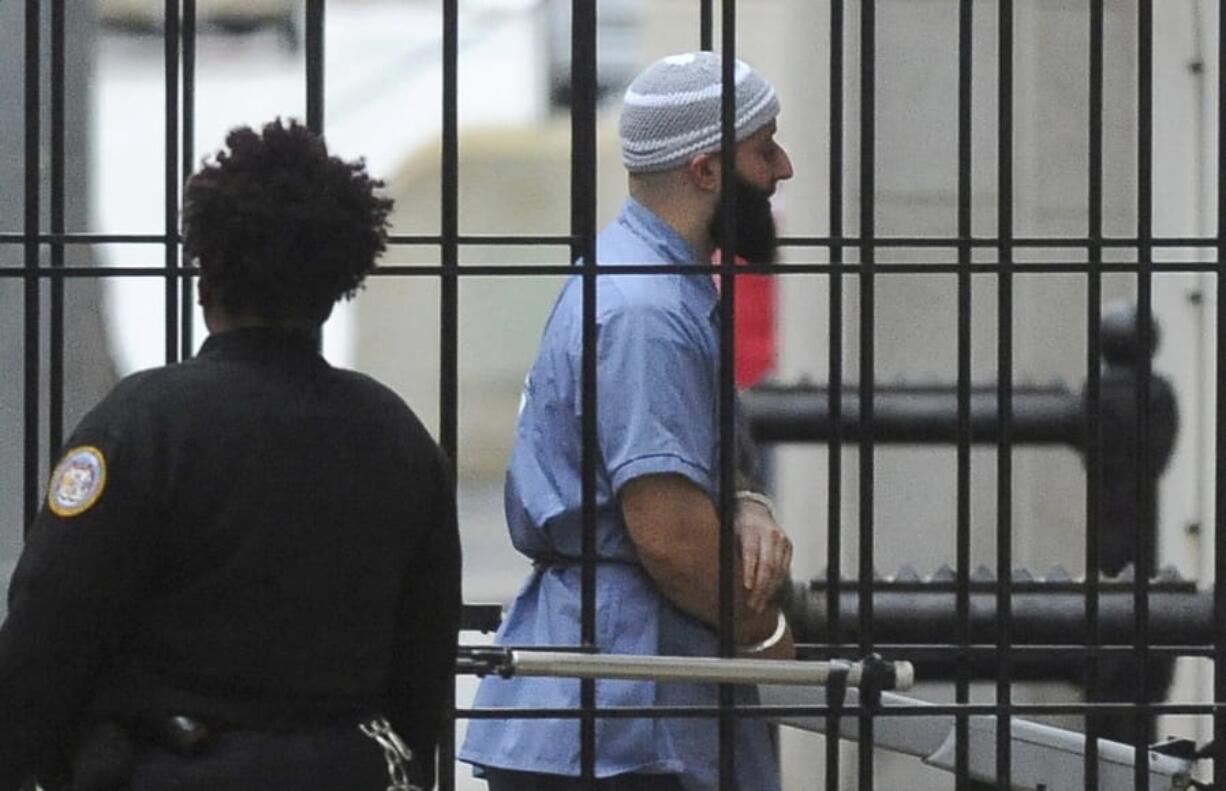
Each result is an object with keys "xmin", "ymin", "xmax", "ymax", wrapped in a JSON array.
[{"xmin": 359, "ymin": 717, "xmax": 421, "ymax": 791}]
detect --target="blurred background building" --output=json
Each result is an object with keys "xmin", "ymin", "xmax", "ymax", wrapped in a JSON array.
[{"xmin": 1, "ymin": 1, "xmax": 1220, "ymax": 787}]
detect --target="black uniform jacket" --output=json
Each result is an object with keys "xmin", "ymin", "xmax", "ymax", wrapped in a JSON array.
[{"xmin": 0, "ymin": 327, "xmax": 462, "ymax": 789}]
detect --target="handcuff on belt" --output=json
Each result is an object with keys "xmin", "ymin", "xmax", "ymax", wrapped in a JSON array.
[{"xmin": 359, "ymin": 716, "xmax": 422, "ymax": 791}]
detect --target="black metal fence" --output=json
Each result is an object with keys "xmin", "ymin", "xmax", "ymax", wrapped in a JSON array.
[{"xmin": 4, "ymin": 1, "xmax": 1224, "ymax": 790}]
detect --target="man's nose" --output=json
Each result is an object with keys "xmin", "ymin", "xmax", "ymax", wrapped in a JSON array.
[{"xmin": 775, "ymin": 147, "xmax": 795, "ymax": 182}]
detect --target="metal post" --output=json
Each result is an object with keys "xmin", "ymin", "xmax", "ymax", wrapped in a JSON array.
[
  {"xmin": 996, "ymin": 0, "xmax": 1016, "ymax": 785},
  {"xmin": 437, "ymin": 0, "xmax": 459, "ymax": 788},
  {"xmin": 23, "ymin": 0, "xmax": 41, "ymax": 533},
  {"xmin": 570, "ymin": 0, "xmax": 598, "ymax": 785},
  {"xmin": 305, "ymin": 0, "xmax": 324, "ymax": 135},
  {"xmin": 827, "ymin": 1, "xmax": 845, "ymax": 787},
  {"xmin": 181, "ymin": 0, "xmax": 196, "ymax": 360},
  {"xmin": 163, "ymin": 0, "xmax": 180, "ymax": 365},
  {"xmin": 1134, "ymin": 1, "xmax": 1154, "ymax": 785},
  {"xmin": 717, "ymin": 6, "xmax": 739, "ymax": 788},
  {"xmin": 955, "ymin": 0, "xmax": 974, "ymax": 787},
  {"xmin": 1085, "ymin": 2, "xmax": 1105, "ymax": 785},
  {"xmin": 858, "ymin": 0, "xmax": 877, "ymax": 785}
]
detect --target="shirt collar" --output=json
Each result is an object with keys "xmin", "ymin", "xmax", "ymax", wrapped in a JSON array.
[
  {"xmin": 618, "ymin": 197, "xmax": 700, "ymax": 265},
  {"xmin": 197, "ymin": 326, "xmax": 325, "ymax": 364}
]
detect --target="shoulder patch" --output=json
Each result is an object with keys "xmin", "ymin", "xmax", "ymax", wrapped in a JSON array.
[{"xmin": 48, "ymin": 445, "xmax": 108, "ymax": 518}]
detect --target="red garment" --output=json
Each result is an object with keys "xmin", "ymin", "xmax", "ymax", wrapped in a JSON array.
[{"xmin": 712, "ymin": 255, "xmax": 776, "ymax": 388}]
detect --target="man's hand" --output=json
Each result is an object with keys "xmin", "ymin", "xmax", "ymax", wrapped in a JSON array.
[
  {"xmin": 735, "ymin": 496, "xmax": 792, "ymax": 613},
  {"xmin": 621, "ymin": 474, "xmax": 783, "ymax": 645}
]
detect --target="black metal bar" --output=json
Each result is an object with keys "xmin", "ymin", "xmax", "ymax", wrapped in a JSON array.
[
  {"xmin": 439, "ymin": 0, "xmax": 460, "ymax": 597},
  {"xmin": 826, "ymin": 1, "xmax": 845, "ymax": 788},
  {"xmin": 181, "ymin": 0, "xmax": 196, "ymax": 360},
  {"xmin": 955, "ymin": 0, "xmax": 973, "ymax": 786},
  {"xmin": 305, "ymin": 0, "xmax": 323, "ymax": 353},
  {"xmin": 48, "ymin": 0, "xmax": 65, "ymax": 459},
  {"xmin": 700, "ymin": 0, "xmax": 712, "ymax": 51},
  {"xmin": 1216, "ymin": 0, "xmax": 1226, "ymax": 777},
  {"xmin": 23, "ymin": 0, "xmax": 41, "ymax": 532},
  {"xmin": 1134, "ymin": 1, "xmax": 1153, "ymax": 786},
  {"xmin": 457, "ymin": 700, "xmax": 1226, "ymax": 719},
  {"xmin": 305, "ymin": 0, "xmax": 324, "ymax": 134},
  {"xmin": 798, "ymin": 643, "xmax": 1212, "ymax": 661},
  {"xmin": 7, "ymin": 231, "xmax": 1226, "ymax": 250},
  {"xmin": 437, "ymin": 1, "xmax": 459, "ymax": 788},
  {"xmin": 1084, "ymin": 0, "xmax": 1105, "ymax": 786},
  {"xmin": 164, "ymin": 0, "xmax": 180, "ymax": 364},
  {"xmin": 366, "ymin": 260, "xmax": 1226, "ymax": 276},
  {"xmin": 769, "ymin": 234, "xmax": 1226, "ymax": 248},
  {"xmin": 12, "ymin": 259, "xmax": 1226, "ymax": 279},
  {"xmin": 570, "ymin": 0, "xmax": 598, "ymax": 784},
  {"xmin": 996, "ymin": 0, "xmax": 1015, "ymax": 785},
  {"xmin": 858, "ymin": 0, "xmax": 877, "ymax": 785},
  {"xmin": 717, "ymin": 12, "xmax": 738, "ymax": 791},
  {"xmin": 1, "ymin": 233, "xmax": 182, "ymax": 244}
]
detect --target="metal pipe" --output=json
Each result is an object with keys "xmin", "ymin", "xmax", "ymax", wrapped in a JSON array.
[
  {"xmin": 742, "ymin": 384, "xmax": 1082, "ymax": 446},
  {"xmin": 502, "ymin": 651, "xmax": 915, "ymax": 691},
  {"xmin": 783, "ymin": 584, "xmax": 1212, "ymax": 648}
]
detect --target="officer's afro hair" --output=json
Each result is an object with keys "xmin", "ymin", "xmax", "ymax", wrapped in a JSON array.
[{"xmin": 183, "ymin": 119, "xmax": 393, "ymax": 320}]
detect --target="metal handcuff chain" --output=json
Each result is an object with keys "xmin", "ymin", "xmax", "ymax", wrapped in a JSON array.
[{"xmin": 358, "ymin": 716, "xmax": 422, "ymax": 791}]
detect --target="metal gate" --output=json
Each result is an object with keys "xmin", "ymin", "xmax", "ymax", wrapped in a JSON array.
[{"xmin": 3, "ymin": 1, "xmax": 1224, "ymax": 789}]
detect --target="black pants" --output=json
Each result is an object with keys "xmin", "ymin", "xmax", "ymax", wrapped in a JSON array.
[
  {"xmin": 484, "ymin": 767, "xmax": 685, "ymax": 791},
  {"xmin": 125, "ymin": 723, "xmax": 394, "ymax": 791}
]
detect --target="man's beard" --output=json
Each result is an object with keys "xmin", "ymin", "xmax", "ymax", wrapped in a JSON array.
[{"xmin": 709, "ymin": 175, "xmax": 778, "ymax": 265}]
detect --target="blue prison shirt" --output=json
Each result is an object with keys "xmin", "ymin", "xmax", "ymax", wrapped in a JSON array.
[{"xmin": 459, "ymin": 199, "xmax": 781, "ymax": 791}]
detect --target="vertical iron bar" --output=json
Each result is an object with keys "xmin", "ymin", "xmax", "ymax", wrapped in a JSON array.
[
  {"xmin": 304, "ymin": 0, "xmax": 324, "ymax": 350},
  {"xmin": 22, "ymin": 0, "xmax": 41, "ymax": 532},
  {"xmin": 571, "ymin": 0, "xmax": 599, "ymax": 785},
  {"xmin": 995, "ymin": 0, "xmax": 1014, "ymax": 786},
  {"xmin": 181, "ymin": 0, "xmax": 196, "ymax": 359},
  {"xmin": 164, "ymin": 0, "xmax": 180, "ymax": 364},
  {"xmin": 437, "ymin": 1, "xmax": 460, "ymax": 788},
  {"xmin": 1134, "ymin": 1, "xmax": 1153, "ymax": 786},
  {"xmin": 955, "ymin": 0, "xmax": 973, "ymax": 787},
  {"xmin": 1216, "ymin": 0, "xmax": 1226, "ymax": 776},
  {"xmin": 858, "ymin": 0, "xmax": 876, "ymax": 786},
  {"xmin": 306, "ymin": 0, "xmax": 325, "ymax": 134},
  {"xmin": 717, "ymin": 7, "xmax": 738, "ymax": 789},
  {"xmin": 1084, "ymin": 0, "xmax": 1105, "ymax": 787},
  {"xmin": 49, "ymin": 0, "xmax": 65, "ymax": 457},
  {"xmin": 825, "ymin": 1, "xmax": 844, "ymax": 788},
  {"xmin": 700, "ymin": 0, "xmax": 713, "ymax": 51}
]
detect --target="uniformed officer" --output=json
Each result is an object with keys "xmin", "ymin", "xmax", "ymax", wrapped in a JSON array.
[
  {"xmin": 460, "ymin": 53, "xmax": 795, "ymax": 790},
  {"xmin": 0, "ymin": 119, "xmax": 461, "ymax": 790}
]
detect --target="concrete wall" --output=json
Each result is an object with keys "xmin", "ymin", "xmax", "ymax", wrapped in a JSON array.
[{"xmin": 357, "ymin": 113, "xmax": 629, "ymax": 478}]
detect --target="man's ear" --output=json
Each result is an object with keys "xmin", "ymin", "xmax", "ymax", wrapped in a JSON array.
[{"xmin": 685, "ymin": 153, "xmax": 721, "ymax": 193}]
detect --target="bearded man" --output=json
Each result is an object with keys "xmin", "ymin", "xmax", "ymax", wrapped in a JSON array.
[{"xmin": 460, "ymin": 52, "xmax": 796, "ymax": 791}]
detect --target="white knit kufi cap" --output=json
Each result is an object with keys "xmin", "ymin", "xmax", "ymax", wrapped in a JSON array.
[{"xmin": 619, "ymin": 52, "xmax": 780, "ymax": 173}]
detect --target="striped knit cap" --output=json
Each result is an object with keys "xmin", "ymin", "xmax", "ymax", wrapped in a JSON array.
[{"xmin": 619, "ymin": 52, "xmax": 779, "ymax": 173}]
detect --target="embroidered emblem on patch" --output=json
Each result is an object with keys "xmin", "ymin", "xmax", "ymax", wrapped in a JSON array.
[{"xmin": 48, "ymin": 446, "xmax": 107, "ymax": 517}]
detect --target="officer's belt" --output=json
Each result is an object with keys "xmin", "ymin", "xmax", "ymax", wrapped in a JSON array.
[
  {"xmin": 71, "ymin": 712, "xmax": 400, "ymax": 790},
  {"xmin": 531, "ymin": 551, "xmax": 639, "ymax": 569},
  {"xmin": 132, "ymin": 711, "xmax": 376, "ymax": 754}
]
